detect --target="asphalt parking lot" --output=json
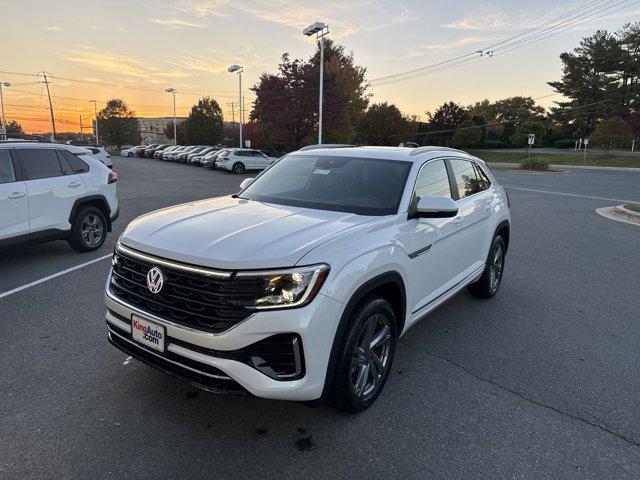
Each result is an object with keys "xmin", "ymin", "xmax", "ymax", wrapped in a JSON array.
[{"xmin": 1, "ymin": 156, "xmax": 640, "ymax": 479}]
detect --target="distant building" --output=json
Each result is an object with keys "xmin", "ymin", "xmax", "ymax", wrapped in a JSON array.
[{"xmin": 137, "ymin": 117, "xmax": 186, "ymax": 144}]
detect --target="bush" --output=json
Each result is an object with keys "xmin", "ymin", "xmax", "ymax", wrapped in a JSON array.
[
  {"xmin": 554, "ymin": 139, "xmax": 576, "ymax": 149},
  {"xmin": 520, "ymin": 158, "xmax": 550, "ymax": 171},
  {"xmin": 483, "ymin": 140, "xmax": 508, "ymax": 149}
]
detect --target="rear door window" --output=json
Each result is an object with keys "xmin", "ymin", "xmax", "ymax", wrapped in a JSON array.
[
  {"xmin": 449, "ymin": 159, "xmax": 484, "ymax": 199},
  {"xmin": 0, "ymin": 150, "xmax": 16, "ymax": 183},
  {"xmin": 59, "ymin": 150, "xmax": 90, "ymax": 174},
  {"xmin": 17, "ymin": 148, "xmax": 64, "ymax": 180}
]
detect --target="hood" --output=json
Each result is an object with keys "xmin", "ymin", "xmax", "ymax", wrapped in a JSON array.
[{"xmin": 120, "ymin": 196, "xmax": 374, "ymax": 270}]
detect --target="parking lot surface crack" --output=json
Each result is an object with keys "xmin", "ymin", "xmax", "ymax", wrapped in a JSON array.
[{"xmin": 400, "ymin": 340, "xmax": 640, "ymax": 449}]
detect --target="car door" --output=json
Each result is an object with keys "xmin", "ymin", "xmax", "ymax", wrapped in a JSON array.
[
  {"xmin": 252, "ymin": 151, "xmax": 271, "ymax": 169},
  {"xmin": 447, "ymin": 158, "xmax": 494, "ymax": 275},
  {"xmin": 16, "ymin": 148, "xmax": 87, "ymax": 235},
  {"xmin": 395, "ymin": 158, "xmax": 463, "ymax": 316},
  {"xmin": 0, "ymin": 148, "xmax": 29, "ymax": 243}
]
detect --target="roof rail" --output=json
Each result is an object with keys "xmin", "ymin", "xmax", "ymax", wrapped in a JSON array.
[{"xmin": 409, "ymin": 146, "xmax": 466, "ymax": 156}]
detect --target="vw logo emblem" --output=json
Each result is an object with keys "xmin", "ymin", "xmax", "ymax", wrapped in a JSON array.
[{"xmin": 146, "ymin": 267, "xmax": 164, "ymax": 294}]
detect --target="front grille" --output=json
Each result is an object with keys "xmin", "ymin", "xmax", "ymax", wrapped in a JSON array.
[{"xmin": 109, "ymin": 247, "xmax": 268, "ymax": 333}]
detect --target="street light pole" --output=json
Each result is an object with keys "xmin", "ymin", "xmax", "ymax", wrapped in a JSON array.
[
  {"xmin": 90, "ymin": 99, "xmax": 99, "ymax": 145},
  {"xmin": 165, "ymin": 88, "xmax": 177, "ymax": 145},
  {"xmin": 303, "ymin": 22, "xmax": 329, "ymax": 145},
  {"xmin": 0, "ymin": 82, "xmax": 10, "ymax": 141},
  {"xmin": 227, "ymin": 65, "xmax": 244, "ymax": 148}
]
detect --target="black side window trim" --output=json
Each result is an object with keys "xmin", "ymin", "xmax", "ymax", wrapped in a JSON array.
[{"xmin": 445, "ymin": 157, "xmax": 493, "ymax": 202}]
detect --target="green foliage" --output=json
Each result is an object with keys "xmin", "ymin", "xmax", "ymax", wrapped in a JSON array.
[
  {"xmin": 520, "ymin": 158, "xmax": 550, "ymax": 171},
  {"xmin": 355, "ymin": 102, "xmax": 410, "ymax": 145},
  {"xmin": 163, "ymin": 120, "xmax": 186, "ymax": 144},
  {"xmin": 97, "ymin": 99, "xmax": 140, "ymax": 148},
  {"xmin": 468, "ymin": 96, "xmax": 545, "ymax": 145},
  {"xmin": 589, "ymin": 117, "xmax": 634, "ymax": 154},
  {"xmin": 510, "ymin": 121, "xmax": 547, "ymax": 147},
  {"xmin": 554, "ymin": 139, "xmax": 577, "ymax": 149},
  {"xmin": 549, "ymin": 23, "xmax": 640, "ymax": 136},
  {"xmin": 183, "ymin": 97, "xmax": 224, "ymax": 145},
  {"xmin": 452, "ymin": 119, "xmax": 482, "ymax": 147},
  {"xmin": 250, "ymin": 40, "xmax": 369, "ymax": 152},
  {"xmin": 425, "ymin": 101, "xmax": 469, "ymax": 146},
  {"xmin": 6, "ymin": 120, "xmax": 23, "ymax": 134}
]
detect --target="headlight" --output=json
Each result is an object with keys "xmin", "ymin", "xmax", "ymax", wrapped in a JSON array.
[{"xmin": 235, "ymin": 264, "xmax": 330, "ymax": 310}]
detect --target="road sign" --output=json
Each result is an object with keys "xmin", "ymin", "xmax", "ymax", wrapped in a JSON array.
[
  {"xmin": 583, "ymin": 138, "xmax": 589, "ymax": 146},
  {"xmin": 244, "ymin": 140, "xmax": 251, "ymax": 148},
  {"xmin": 528, "ymin": 133, "xmax": 535, "ymax": 145}
]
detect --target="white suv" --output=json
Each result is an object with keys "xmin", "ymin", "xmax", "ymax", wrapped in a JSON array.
[
  {"xmin": 104, "ymin": 146, "xmax": 510, "ymax": 412},
  {"xmin": 0, "ymin": 142, "xmax": 119, "ymax": 251},
  {"xmin": 216, "ymin": 148, "xmax": 277, "ymax": 173}
]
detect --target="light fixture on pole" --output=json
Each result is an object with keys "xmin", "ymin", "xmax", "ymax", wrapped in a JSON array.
[
  {"xmin": 89, "ymin": 99, "xmax": 99, "ymax": 145},
  {"xmin": 228, "ymin": 64, "xmax": 244, "ymax": 148},
  {"xmin": 0, "ymin": 81, "xmax": 10, "ymax": 141},
  {"xmin": 165, "ymin": 88, "xmax": 177, "ymax": 145},
  {"xmin": 303, "ymin": 21, "xmax": 329, "ymax": 145}
]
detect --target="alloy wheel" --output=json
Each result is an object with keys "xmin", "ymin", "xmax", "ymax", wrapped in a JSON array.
[
  {"xmin": 350, "ymin": 313, "xmax": 392, "ymax": 400},
  {"xmin": 80, "ymin": 213, "xmax": 104, "ymax": 247},
  {"xmin": 489, "ymin": 243, "xmax": 504, "ymax": 292}
]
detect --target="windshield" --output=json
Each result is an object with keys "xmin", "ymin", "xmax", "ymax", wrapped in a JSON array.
[{"xmin": 239, "ymin": 154, "xmax": 412, "ymax": 216}]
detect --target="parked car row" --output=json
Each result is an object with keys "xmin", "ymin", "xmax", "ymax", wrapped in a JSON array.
[{"xmin": 134, "ymin": 144, "xmax": 279, "ymax": 173}]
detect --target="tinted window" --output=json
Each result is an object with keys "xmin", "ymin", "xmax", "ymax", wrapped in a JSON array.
[
  {"xmin": 240, "ymin": 155, "xmax": 412, "ymax": 216},
  {"xmin": 449, "ymin": 159, "xmax": 484, "ymax": 199},
  {"xmin": 235, "ymin": 150, "xmax": 251, "ymax": 157},
  {"xmin": 474, "ymin": 163, "xmax": 491, "ymax": 191},
  {"xmin": 0, "ymin": 150, "xmax": 16, "ymax": 183},
  {"xmin": 18, "ymin": 149, "xmax": 63, "ymax": 180},
  {"xmin": 60, "ymin": 150, "xmax": 89, "ymax": 173},
  {"xmin": 414, "ymin": 159, "xmax": 452, "ymax": 200}
]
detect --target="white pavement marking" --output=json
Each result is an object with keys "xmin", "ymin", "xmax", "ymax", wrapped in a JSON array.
[
  {"xmin": 0, "ymin": 254, "xmax": 112, "ymax": 300},
  {"xmin": 123, "ymin": 356, "xmax": 133, "ymax": 366},
  {"xmin": 503, "ymin": 186, "xmax": 640, "ymax": 205}
]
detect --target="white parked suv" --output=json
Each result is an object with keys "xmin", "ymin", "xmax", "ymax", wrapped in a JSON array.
[
  {"xmin": 104, "ymin": 146, "xmax": 510, "ymax": 412},
  {"xmin": 0, "ymin": 142, "xmax": 118, "ymax": 251},
  {"xmin": 216, "ymin": 148, "xmax": 277, "ymax": 173}
]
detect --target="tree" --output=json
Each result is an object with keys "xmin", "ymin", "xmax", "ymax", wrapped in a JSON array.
[
  {"xmin": 6, "ymin": 120, "xmax": 23, "ymax": 134},
  {"xmin": 510, "ymin": 121, "xmax": 548, "ymax": 147},
  {"xmin": 251, "ymin": 40, "xmax": 369, "ymax": 153},
  {"xmin": 425, "ymin": 101, "xmax": 469, "ymax": 146},
  {"xmin": 548, "ymin": 24, "xmax": 640, "ymax": 136},
  {"xmin": 97, "ymin": 99, "xmax": 140, "ymax": 148},
  {"xmin": 627, "ymin": 112, "xmax": 640, "ymax": 139},
  {"xmin": 452, "ymin": 119, "xmax": 482, "ymax": 147},
  {"xmin": 163, "ymin": 120, "xmax": 186, "ymax": 144},
  {"xmin": 183, "ymin": 97, "xmax": 224, "ymax": 145},
  {"xmin": 355, "ymin": 102, "xmax": 410, "ymax": 145},
  {"xmin": 589, "ymin": 117, "xmax": 634, "ymax": 154}
]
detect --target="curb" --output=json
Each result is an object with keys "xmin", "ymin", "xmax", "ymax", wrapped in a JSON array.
[{"xmin": 596, "ymin": 205, "xmax": 640, "ymax": 226}]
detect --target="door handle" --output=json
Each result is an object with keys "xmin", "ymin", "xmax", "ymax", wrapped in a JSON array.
[
  {"xmin": 484, "ymin": 204, "xmax": 493, "ymax": 211},
  {"xmin": 453, "ymin": 215, "xmax": 464, "ymax": 224},
  {"xmin": 8, "ymin": 191, "xmax": 26, "ymax": 199},
  {"xmin": 67, "ymin": 182, "xmax": 81, "ymax": 188}
]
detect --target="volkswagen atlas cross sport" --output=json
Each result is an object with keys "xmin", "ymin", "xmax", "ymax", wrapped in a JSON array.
[{"xmin": 104, "ymin": 146, "xmax": 510, "ymax": 412}]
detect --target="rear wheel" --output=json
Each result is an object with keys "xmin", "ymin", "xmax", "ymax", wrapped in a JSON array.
[
  {"xmin": 232, "ymin": 162, "xmax": 246, "ymax": 174},
  {"xmin": 467, "ymin": 235, "xmax": 506, "ymax": 298},
  {"xmin": 331, "ymin": 297, "xmax": 397, "ymax": 413},
  {"xmin": 68, "ymin": 206, "xmax": 107, "ymax": 252},
  {"xmin": 127, "ymin": 152, "xmax": 133, "ymax": 157}
]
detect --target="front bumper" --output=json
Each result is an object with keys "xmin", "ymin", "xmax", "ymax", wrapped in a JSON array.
[{"xmin": 104, "ymin": 274, "xmax": 345, "ymax": 401}]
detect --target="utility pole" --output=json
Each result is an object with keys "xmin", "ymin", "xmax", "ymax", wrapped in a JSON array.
[
  {"xmin": 165, "ymin": 88, "xmax": 177, "ymax": 145},
  {"xmin": 37, "ymin": 71, "xmax": 56, "ymax": 142},
  {"xmin": 0, "ymin": 82, "xmax": 9, "ymax": 141},
  {"xmin": 79, "ymin": 114, "xmax": 83, "ymax": 141},
  {"xmin": 90, "ymin": 99, "xmax": 99, "ymax": 145},
  {"xmin": 228, "ymin": 101, "xmax": 236, "ymax": 145}
]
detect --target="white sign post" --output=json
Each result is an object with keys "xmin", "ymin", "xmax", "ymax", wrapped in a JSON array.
[
  {"xmin": 244, "ymin": 139, "xmax": 251, "ymax": 148},
  {"xmin": 527, "ymin": 133, "xmax": 535, "ymax": 158},
  {"xmin": 583, "ymin": 138, "xmax": 589, "ymax": 165}
]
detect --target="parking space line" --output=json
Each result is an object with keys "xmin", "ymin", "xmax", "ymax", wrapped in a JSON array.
[
  {"xmin": 0, "ymin": 254, "xmax": 112, "ymax": 300},
  {"xmin": 503, "ymin": 186, "xmax": 639, "ymax": 204}
]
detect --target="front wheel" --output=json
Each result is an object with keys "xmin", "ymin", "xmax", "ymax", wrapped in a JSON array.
[
  {"xmin": 467, "ymin": 235, "xmax": 506, "ymax": 298},
  {"xmin": 127, "ymin": 153, "xmax": 133, "ymax": 157},
  {"xmin": 330, "ymin": 297, "xmax": 397, "ymax": 413},
  {"xmin": 232, "ymin": 162, "xmax": 245, "ymax": 174},
  {"xmin": 67, "ymin": 206, "xmax": 107, "ymax": 252}
]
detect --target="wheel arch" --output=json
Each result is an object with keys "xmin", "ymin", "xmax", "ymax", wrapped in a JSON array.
[
  {"xmin": 315, "ymin": 271, "xmax": 406, "ymax": 404},
  {"xmin": 494, "ymin": 219, "xmax": 510, "ymax": 252},
  {"xmin": 69, "ymin": 195, "xmax": 113, "ymax": 232}
]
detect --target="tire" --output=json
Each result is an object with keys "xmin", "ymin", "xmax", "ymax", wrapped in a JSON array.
[
  {"xmin": 67, "ymin": 206, "xmax": 107, "ymax": 252},
  {"xmin": 467, "ymin": 235, "xmax": 506, "ymax": 299},
  {"xmin": 330, "ymin": 296, "xmax": 397, "ymax": 413},
  {"xmin": 232, "ymin": 162, "xmax": 245, "ymax": 174},
  {"xmin": 127, "ymin": 153, "xmax": 133, "ymax": 157}
]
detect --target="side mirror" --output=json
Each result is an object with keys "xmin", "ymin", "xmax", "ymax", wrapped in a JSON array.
[
  {"xmin": 411, "ymin": 195, "xmax": 458, "ymax": 219},
  {"xmin": 239, "ymin": 178, "xmax": 254, "ymax": 189}
]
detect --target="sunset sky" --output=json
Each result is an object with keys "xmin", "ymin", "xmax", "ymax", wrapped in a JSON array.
[{"xmin": 1, "ymin": 0, "xmax": 637, "ymax": 133}]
